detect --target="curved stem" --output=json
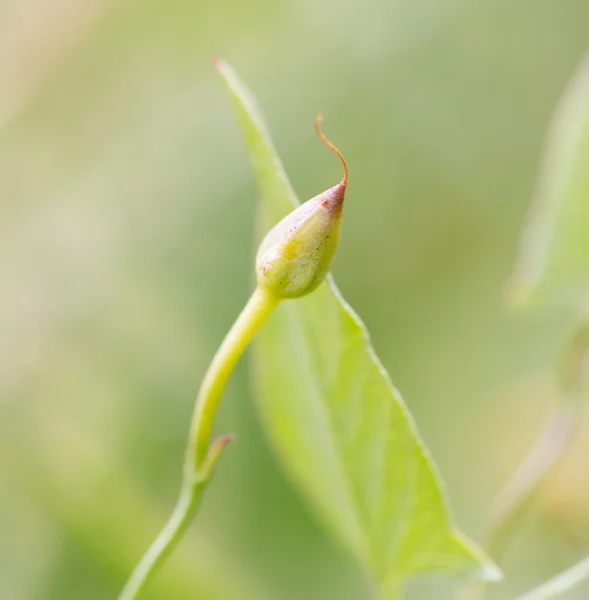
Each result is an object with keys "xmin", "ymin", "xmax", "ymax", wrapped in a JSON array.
[
  {"xmin": 485, "ymin": 393, "xmax": 579, "ymax": 560},
  {"xmin": 463, "ymin": 321, "xmax": 589, "ymax": 600},
  {"xmin": 118, "ymin": 286, "xmax": 279, "ymax": 600},
  {"xmin": 485, "ymin": 320, "xmax": 589, "ymax": 561},
  {"xmin": 514, "ymin": 555, "xmax": 589, "ymax": 600},
  {"xmin": 118, "ymin": 485, "xmax": 203, "ymax": 600},
  {"xmin": 188, "ymin": 286, "xmax": 279, "ymax": 468}
]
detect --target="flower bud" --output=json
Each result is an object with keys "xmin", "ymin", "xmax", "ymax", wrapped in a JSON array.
[{"xmin": 256, "ymin": 116, "xmax": 348, "ymax": 299}]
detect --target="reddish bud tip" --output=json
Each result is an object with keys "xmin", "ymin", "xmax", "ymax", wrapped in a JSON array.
[
  {"xmin": 255, "ymin": 116, "xmax": 348, "ymax": 299},
  {"xmin": 320, "ymin": 182, "xmax": 346, "ymax": 214}
]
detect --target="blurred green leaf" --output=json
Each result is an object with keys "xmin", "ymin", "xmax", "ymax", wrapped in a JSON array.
[
  {"xmin": 508, "ymin": 52, "xmax": 589, "ymax": 308},
  {"xmin": 215, "ymin": 59, "xmax": 500, "ymax": 598}
]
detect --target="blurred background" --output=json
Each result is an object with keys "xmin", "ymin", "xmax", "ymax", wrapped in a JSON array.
[{"xmin": 2, "ymin": 1, "xmax": 589, "ymax": 599}]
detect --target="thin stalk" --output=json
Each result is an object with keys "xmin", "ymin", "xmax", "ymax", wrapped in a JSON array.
[
  {"xmin": 485, "ymin": 393, "xmax": 580, "ymax": 560},
  {"xmin": 117, "ymin": 484, "xmax": 203, "ymax": 600},
  {"xmin": 486, "ymin": 321, "xmax": 589, "ymax": 561},
  {"xmin": 118, "ymin": 286, "xmax": 279, "ymax": 600},
  {"xmin": 188, "ymin": 286, "xmax": 279, "ymax": 468},
  {"xmin": 514, "ymin": 555, "xmax": 589, "ymax": 600},
  {"xmin": 464, "ymin": 321, "xmax": 589, "ymax": 600}
]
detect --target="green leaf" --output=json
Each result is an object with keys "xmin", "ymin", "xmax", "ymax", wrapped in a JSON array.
[
  {"xmin": 508, "ymin": 53, "xmax": 589, "ymax": 308},
  {"xmin": 515, "ymin": 556, "xmax": 589, "ymax": 600},
  {"xmin": 215, "ymin": 59, "xmax": 500, "ymax": 597}
]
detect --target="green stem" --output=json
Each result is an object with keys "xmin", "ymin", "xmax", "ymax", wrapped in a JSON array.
[
  {"xmin": 118, "ymin": 286, "xmax": 279, "ymax": 600},
  {"xmin": 188, "ymin": 286, "xmax": 279, "ymax": 468},
  {"xmin": 485, "ymin": 393, "xmax": 579, "ymax": 560},
  {"xmin": 118, "ymin": 484, "xmax": 203, "ymax": 600},
  {"xmin": 463, "ymin": 321, "xmax": 589, "ymax": 600},
  {"xmin": 461, "ymin": 397, "xmax": 580, "ymax": 600},
  {"xmin": 514, "ymin": 556, "xmax": 589, "ymax": 600},
  {"xmin": 484, "ymin": 320, "xmax": 589, "ymax": 562}
]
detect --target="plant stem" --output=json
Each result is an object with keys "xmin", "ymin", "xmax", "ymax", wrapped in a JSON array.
[
  {"xmin": 188, "ymin": 286, "xmax": 279, "ymax": 468},
  {"xmin": 514, "ymin": 555, "xmax": 589, "ymax": 600},
  {"xmin": 485, "ymin": 321, "xmax": 589, "ymax": 561},
  {"xmin": 118, "ymin": 484, "xmax": 204, "ymax": 600},
  {"xmin": 485, "ymin": 394, "xmax": 579, "ymax": 560},
  {"xmin": 463, "ymin": 321, "xmax": 589, "ymax": 600},
  {"xmin": 118, "ymin": 286, "xmax": 279, "ymax": 600}
]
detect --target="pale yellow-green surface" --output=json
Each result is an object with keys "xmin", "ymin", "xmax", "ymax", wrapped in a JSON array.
[{"xmin": 2, "ymin": 1, "xmax": 589, "ymax": 599}]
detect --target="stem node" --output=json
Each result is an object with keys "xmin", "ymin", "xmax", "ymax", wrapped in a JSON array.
[{"xmin": 198, "ymin": 433, "xmax": 235, "ymax": 483}]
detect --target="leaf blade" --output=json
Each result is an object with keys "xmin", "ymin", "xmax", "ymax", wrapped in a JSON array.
[
  {"xmin": 213, "ymin": 58, "xmax": 297, "ymax": 223},
  {"xmin": 216, "ymin": 58, "xmax": 500, "ymax": 594},
  {"xmin": 508, "ymin": 52, "xmax": 589, "ymax": 308}
]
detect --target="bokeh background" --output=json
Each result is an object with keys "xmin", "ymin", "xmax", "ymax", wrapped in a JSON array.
[{"xmin": 2, "ymin": 1, "xmax": 589, "ymax": 599}]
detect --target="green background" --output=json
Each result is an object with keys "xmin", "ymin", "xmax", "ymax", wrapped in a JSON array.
[{"xmin": 1, "ymin": 1, "xmax": 589, "ymax": 598}]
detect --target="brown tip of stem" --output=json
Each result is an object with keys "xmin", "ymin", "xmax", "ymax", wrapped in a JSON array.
[
  {"xmin": 315, "ymin": 114, "xmax": 348, "ymax": 186},
  {"xmin": 215, "ymin": 433, "xmax": 235, "ymax": 447}
]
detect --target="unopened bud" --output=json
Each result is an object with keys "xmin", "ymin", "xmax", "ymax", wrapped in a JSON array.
[{"xmin": 256, "ymin": 116, "xmax": 348, "ymax": 299}]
